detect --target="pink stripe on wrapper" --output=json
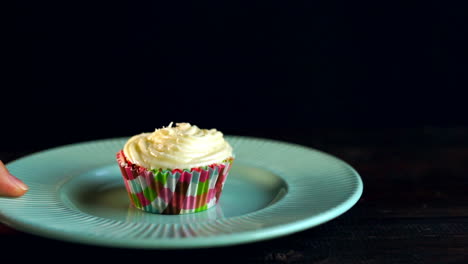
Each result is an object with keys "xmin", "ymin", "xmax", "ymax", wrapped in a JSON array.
[
  {"xmin": 217, "ymin": 164, "xmax": 226, "ymax": 176},
  {"xmin": 119, "ymin": 166, "xmax": 129, "ymax": 180},
  {"xmin": 144, "ymin": 170, "xmax": 155, "ymax": 191},
  {"xmin": 136, "ymin": 192, "xmax": 151, "ymax": 207},
  {"xmin": 182, "ymin": 195, "xmax": 196, "ymax": 210},
  {"xmin": 157, "ymin": 187, "xmax": 173, "ymax": 203},
  {"xmin": 123, "ymin": 178, "xmax": 134, "ymax": 202},
  {"xmin": 190, "ymin": 167, "xmax": 201, "ymax": 173},
  {"xmin": 172, "ymin": 169, "xmax": 183, "ymax": 174},
  {"xmin": 172, "ymin": 191, "xmax": 184, "ymax": 211},
  {"xmin": 207, "ymin": 188, "xmax": 217, "ymax": 202},
  {"xmin": 179, "ymin": 171, "xmax": 193, "ymax": 183},
  {"xmin": 199, "ymin": 169, "xmax": 209, "ymax": 183},
  {"xmin": 215, "ymin": 173, "xmax": 227, "ymax": 190},
  {"xmin": 215, "ymin": 164, "xmax": 230, "ymax": 201},
  {"xmin": 137, "ymin": 166, "xmax": 147, "ymax": 175},
  {"xmin": 125, "ymin": 166, "xmax": 138, "ymax": 180}
]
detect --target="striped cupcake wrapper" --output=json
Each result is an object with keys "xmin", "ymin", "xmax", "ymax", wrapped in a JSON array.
[
  {"xmin": 116, "ymin": 150, "xmax": 234, "ymax": 215},
  {"xmin": 126, "ymin": 201, "xmax": 225, "ymax": 223}
]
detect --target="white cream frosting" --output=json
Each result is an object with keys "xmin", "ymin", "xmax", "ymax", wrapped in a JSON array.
[{"xmin": 123, "ymin": 122, "xmax": 233, "ymax": 170}]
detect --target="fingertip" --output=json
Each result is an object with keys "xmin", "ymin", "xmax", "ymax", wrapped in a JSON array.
[{"xmin": 0, "ymin": 160, "xmax": 29, "ymax": 197}]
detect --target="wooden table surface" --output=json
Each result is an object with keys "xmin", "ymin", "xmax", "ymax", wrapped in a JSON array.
[{"xmin": 1, "ymin": 127, "xmax": 467, "ymax": 263}]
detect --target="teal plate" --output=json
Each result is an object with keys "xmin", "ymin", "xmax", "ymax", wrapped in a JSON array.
[{"xmin": 0, "ymin": 136, "xmax": 363, "ymax": 249}]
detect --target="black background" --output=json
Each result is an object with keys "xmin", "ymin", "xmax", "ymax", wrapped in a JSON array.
[
  {"xmin": 3, "ymin": 2, "xmax": 468, "ymax": 262},
  {"xmin": 5, "ymin": 1, "xmax": 468, "ymax": 150}
]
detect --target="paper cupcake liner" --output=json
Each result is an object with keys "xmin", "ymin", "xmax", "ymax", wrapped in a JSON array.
[
  {"xmin": 126, "ymin": 202, "xmax": 224, "ymax": 223},
  {"xmin": 116, "ymin": 150, "xmax": 234, "ymax": 215}
]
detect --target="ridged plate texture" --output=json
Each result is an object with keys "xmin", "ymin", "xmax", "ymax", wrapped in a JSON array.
[{"xmin": 0, "ymin": 136, "xmax": 363, "ymax": 248}]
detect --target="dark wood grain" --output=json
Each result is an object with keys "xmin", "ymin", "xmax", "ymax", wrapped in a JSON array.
[{"xmin": 1, "ymin": 127, "xmax": 467, "ymax": 263}]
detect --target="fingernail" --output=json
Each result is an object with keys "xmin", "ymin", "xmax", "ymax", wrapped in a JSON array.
[{"xmin": 8, "ymin": 174, "xmax": 29, "ymax": 191}]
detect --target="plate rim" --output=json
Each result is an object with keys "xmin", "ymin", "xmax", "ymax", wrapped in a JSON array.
[{"xmin": 0, "ymin": 136, "xmax": 363, "ymax": 249}]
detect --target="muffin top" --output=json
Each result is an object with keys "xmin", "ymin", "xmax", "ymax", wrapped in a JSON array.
[{"xmin": 123, "ymin": 122, "xmax": 233, "ymax": 170}]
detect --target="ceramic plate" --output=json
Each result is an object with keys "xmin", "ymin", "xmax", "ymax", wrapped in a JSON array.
[{"xmin": 0, "ymin": 136, "xmax": 363, "ymax": 249}]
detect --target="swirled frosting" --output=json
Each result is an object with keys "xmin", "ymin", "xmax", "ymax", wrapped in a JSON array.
[{"xmin": 123, "ymin": 123, "xmax": 233, "ymax": 170}]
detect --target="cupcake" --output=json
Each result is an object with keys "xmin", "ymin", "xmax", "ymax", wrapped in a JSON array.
[{"xmin": 116, "ymin": 122, "xmax": 234, "ymax": 214}]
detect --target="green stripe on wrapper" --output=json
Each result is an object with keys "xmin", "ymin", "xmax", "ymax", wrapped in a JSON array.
[
  {"xmin": 153, "ymin": 170, "xmax": 169, "ymax": 185},
  {"xmin": 131, "ymin": 193, "xmax": 142, "ymax": 208},
  {"xmin": 197, "ymin": 180, "xmax": 209, "ymax": 195},
  {"xmin": 143, "ymin": 186, "xmax": 157, "ymax": 201},
  {"xmin": 195, "ymin": 204, "xmax": 208, "ymax": 212}
]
